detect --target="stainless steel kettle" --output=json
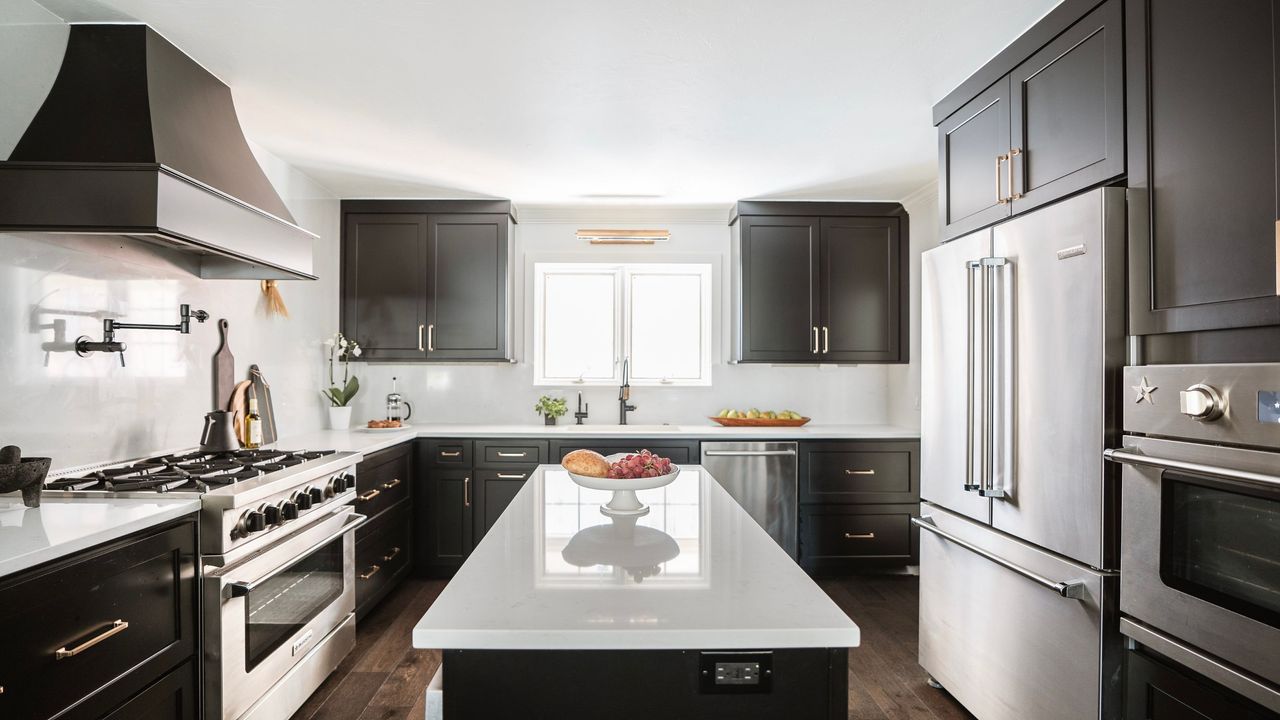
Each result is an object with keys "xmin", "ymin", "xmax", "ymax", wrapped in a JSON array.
[{"xmin": 200, "ymin": 410, "xmax": 239, "ymax": 452}]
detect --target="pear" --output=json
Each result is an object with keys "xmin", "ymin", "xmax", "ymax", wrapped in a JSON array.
[
  {"xmin": 763, "ymin": 410, "xmax": 778, "ymax": 419},
  {"xmin": 746, "ymin": 408, "xmax": 761, "ymax": 419},
  {"xmin": 716, "ymin": 408, "xmax": 731, "ymax": 418}
]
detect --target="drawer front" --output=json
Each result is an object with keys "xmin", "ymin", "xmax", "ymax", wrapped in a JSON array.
[
  {"xmin": 553, "ymin": 441, "xmax": 698, "ymax": 465},
  {"xmin": 355, "ymin": 500, "xmax": 411, "ymax": 611},
  {"xmin": 800, "ymin": 441, "xmax": 919, "ymax": 504},
  {"xmin": 100, "ymin": 660, "xmax": 197, "ymax": 720},
  {"xmin": 474, "ymin": 468, "xmax": 534, "ymax": 542},
  {"xmin": 0, "ymin": 519, "xmax": 197, "ymax": 720},
  {"xmin": 426, "ymin": 439, "xmax": 472, "ymax": 467},
  {"xmin": 475, "ymin": 440, "xmax": 547, "ymax": 467},
  {"xmin": 355, "ymin": 445, "xmax": 411, "ymax": 519},
  {"xmin": 801, "ymin": 507, "xmax": 915, "ymax": 561}
]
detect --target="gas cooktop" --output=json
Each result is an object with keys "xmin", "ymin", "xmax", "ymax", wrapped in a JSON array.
[{"xmin": 46, "ymin": 449, "xmax": 339, "ymax": 494}]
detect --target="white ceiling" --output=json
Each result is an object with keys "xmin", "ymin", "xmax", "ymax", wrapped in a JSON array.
[{"xmin": 37, "ymin": 0, "xmax": 1058, "ymax": 204}]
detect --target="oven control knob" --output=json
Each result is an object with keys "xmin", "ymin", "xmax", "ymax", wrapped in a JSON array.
[
  {"xmin": 309, "ymin": 486, "xmax": 325, "ymax": 504},
  {"xmin": 264, "ymin": 504, "xmax": 281, "ymax": 526},
  {"xmin": 294, "ymin": 492, "xmax": 313, "ymax": 511},
  {"xmin": 242, "ymin": 510, "xmax": 266, "ymax": 534},
  {"xmin": 280, "ymin": 500, "xmax": 299, "ymax": 521},
  {"xmin": 1179, "ymin": 384, "xmax": 1225, "ymax": 421},
  {"xmin": 329, "ymin": 477, "xmax": 344, "ymax": 496},
  {"xmin": 343, "ymin": 474, "xmax": 357, "ymax": 490}
]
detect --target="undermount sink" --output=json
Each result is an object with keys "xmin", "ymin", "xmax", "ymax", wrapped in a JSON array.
[{"xmin": 557, "ymin": 424, "xmax": 680, "ymax": 433}]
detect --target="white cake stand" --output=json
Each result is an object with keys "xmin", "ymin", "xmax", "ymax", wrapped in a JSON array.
[{"xmin": 566, "ymin": 455, "xmax": 680, "ymax": 518}]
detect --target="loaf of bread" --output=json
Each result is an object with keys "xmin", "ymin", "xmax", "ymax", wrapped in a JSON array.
[{"xmin": 562, "ymin": 449, "xmax": 611, "ymax": 478}]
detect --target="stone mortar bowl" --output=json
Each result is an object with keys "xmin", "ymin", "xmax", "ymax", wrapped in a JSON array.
[{"xmin": 0, "ymin": 457, "xmax": 52, "ymax": 508}]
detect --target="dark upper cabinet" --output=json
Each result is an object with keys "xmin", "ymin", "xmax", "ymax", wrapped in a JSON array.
[
  {"xmin": 731, "ymin": 202, "xmax": 908, "ymax": 364},
  {"xmin": 1127, "ymin": 0, "xmax": 1280, "ymax": 334},
  {"xmin": 426, "ymin": 214, "xmax": 510, "ymax": 360},
  {"xmin": 936, "ymin": 0, "xmax": 1124, "ymax": 241},
  {"xmin": 341, "ymin": 200, "xmax": 515, "ymax": 362},
  {"xmin": 735, "ymin": 215, "xmax": 820, "ymax": 362},
  {"xmin": 341, "ymin": 213, "xmax": 428, "ymax": 360}
]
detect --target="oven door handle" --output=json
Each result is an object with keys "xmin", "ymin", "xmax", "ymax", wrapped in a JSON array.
[
  {"xmin": 227, "ymin": 512, "xmax": 367, "ymax": 598},
  {"xmin": 1103, "ymin": 448, "xmax": 1280, "ymax": 489}
]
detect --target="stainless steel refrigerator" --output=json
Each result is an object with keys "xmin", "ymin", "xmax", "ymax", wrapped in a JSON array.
[{"xmin": 917, "ymin": 187, "xmax": 1124, "ymax": 720}]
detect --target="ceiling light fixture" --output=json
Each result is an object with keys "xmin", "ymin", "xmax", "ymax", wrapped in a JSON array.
[{"xmin": 577, "ymin": 229, "xmax": 671, "ymax": 245}]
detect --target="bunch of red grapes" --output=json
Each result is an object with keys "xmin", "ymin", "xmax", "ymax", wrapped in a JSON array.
[{"xmin": 607, "ymin": 449, "xmax": 674, "ymax": 479}]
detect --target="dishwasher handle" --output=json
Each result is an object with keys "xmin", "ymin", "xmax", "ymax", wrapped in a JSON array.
[{"xmin": 702, "ymin": 449, "xmax": 797, "ymax": 457}]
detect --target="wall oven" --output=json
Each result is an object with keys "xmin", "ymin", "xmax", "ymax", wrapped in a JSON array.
[
  {"xmin": 204, "ymin": 504, "xmax": 364, "ymax": 720},
  {"xmin": 1106, "ymin": 363, "xmax": 1280, "ymax": 713}
]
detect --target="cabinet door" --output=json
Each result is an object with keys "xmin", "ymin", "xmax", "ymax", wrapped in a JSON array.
[
  {"xmin": 427, "ymin": 469, "xmax": 473, "ymax": 569},
  {"xmin": 737, "ymin": 216, "xmax": 820, "ymax": 362},
  {"xmin": 1128, "ymin": 0, "xmax": 1280, "ymax": 334},
  {"xmin": 1010, "ymin": 0, "xmax": 1124, "ymax": 214},
  {"xmin": 426, "ymin": 214, "xmax": 510, "ymax": 360},
  {"xmin": 474, "ymin": 468, "xmax": 532, "ymax": 543},
  {"xmin": 938, "ymin": 77, "xmax": 1012, "ymax": 241},
  {"xmin": 818, "ymin": 217, "xmax": 904, "ymax": 362},
  {"xmin": 341, "ymin": 213, "xmax": 428, "ymax": 360},
  {"xmin": 1125, "ymin": 650, "xmax": 1272, "ymax": 720}
]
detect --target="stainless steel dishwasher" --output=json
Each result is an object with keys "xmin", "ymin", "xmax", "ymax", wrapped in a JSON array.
[{"xmin": 700, "ymin": 442, "xmax": 798, "ymax": 558}]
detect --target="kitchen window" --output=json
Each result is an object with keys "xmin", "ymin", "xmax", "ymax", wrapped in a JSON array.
[{"xmin": 533, "ymin": 262, "xmax": 712, "ymax": 386}]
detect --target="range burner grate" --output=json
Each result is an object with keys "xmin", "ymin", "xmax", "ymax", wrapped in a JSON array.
[{"xmin": 47, "ymin": 449, "xmax": 339, "ymax": 493}]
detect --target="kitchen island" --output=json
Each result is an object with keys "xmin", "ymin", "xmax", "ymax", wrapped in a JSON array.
[{"xmin": 413, "ymin": 464, "xmax": 858, "ymax": 719}]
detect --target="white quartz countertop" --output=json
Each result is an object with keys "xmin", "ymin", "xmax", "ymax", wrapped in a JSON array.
[
  {"xmin": 412, "ymin": 464, "xmax": 860, "ymax": 650},
  {"xmin": 272, "ymin": 422, "xmax": 919, "ymax": 459},
  {"xmin": 0, "ymin": 496, "xmax": 201, "ymax": 577}
]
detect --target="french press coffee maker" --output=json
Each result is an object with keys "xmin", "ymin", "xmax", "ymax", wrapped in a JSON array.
[{"xmin": 386, "ymin": 376, "xmax": 413, "ymax": 423}]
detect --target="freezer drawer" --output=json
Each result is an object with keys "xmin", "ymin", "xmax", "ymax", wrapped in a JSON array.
[{"xmin": 917, "ymin": 503, "xmax": 1120, "ymax": 720}]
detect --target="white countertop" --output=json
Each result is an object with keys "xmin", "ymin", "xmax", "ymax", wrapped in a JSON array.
[
  {"xmin": 272, "ymin": 422, "xmax": 919, "ymax": 459},
  {"xmin": 0, "ymin": 496, "xmax": 201, "ymax": 577},
  {"xmin": 412, "ymin": 465, "xmax": 860, "ymax": 650}
]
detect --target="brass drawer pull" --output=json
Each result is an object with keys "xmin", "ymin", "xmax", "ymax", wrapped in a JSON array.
[
  {"xmin": 56, "ymin": 619, "xmax": 129, "ymax": 659},
  {"xmin": 496, "ymin": 473, "xmax": 526, "ymax": 479},
  {"xmin": 844, "ymin": 532, "xmax": 876, "ymax": 540},
  {"xmin": 357, "ymin": 489, "xmax": 381, "ymax": 502},
  {"xmin": 382, "ymin": 478, "xmax": 401, "ymax": 490},
  {"xmin": 440, "ymin": 450, "xmax": 461, "ymax": 458},
  {"xmin": 845, "ymin": 469, "xmax": 876, "ymax": 476},
  {"xmin": 496, "ymin": 451, "xmax": 528, "ymax": 458},
  {"xmin": 383, "ymin": 546, "xmax": 402, "ymax": 562},
  {"xmin": 359, "ymin": 565, "xmax": 381, "ymax": 580}
]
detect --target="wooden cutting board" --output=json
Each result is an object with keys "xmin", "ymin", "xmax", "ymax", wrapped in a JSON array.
[{"xmin": 212, "ymin": 319, "xmax": 234, "ymax": 411}]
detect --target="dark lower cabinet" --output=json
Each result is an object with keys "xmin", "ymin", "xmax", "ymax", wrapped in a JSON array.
[
  {"xmin": 1126, "ymin": 649, "xmax": 1277, "ymax": 720},
  {"xmin": 551, "ymin": 440, "xmax": 700, "ymax": 465},
  {"xmin": 351, "ymin": 444, "xmax": 414, "ymax": 618},
  {"xmin": 0, "ymin": 516, "xmax": 198, "ymax": 720},
  {"xmin": 420, "ymin": 466, "xmax": 474, "ymax": 576},
  {"xmin": 1127, "ymin": 0, "xmax": 1280, "ymax": 335},
  {"xmin": 101, "ymin": 661, "xmax": 197, "ymax": 720},
  {"xmin": 474, "ymin": 468, "xmax": 534, "ymax": 542}
]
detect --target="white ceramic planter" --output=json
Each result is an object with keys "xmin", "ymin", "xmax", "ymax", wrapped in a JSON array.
[{"xmin": 328, "ymin": 405, "xmax": 353, "ymax": 430}]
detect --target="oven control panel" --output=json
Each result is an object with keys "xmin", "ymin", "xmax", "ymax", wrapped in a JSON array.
[{"xmin": 1125, "ymin": 364, "xmax": 1280, "ymax": 449}]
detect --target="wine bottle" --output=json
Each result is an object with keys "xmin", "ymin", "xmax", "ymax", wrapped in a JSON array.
[{"xmin": 245, "ymin": 395, "xmax": 263, "ymax": 449}]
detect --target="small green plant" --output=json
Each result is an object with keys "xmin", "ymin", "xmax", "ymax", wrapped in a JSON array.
[
  {"xmin": 323, "ymin": 332, "xmax": 362, "ymax": 407},
  {"xmin": 534, "ymin": 395, "xmax": 568, "ymax": 420}
]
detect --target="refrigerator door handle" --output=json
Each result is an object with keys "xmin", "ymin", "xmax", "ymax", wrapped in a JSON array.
[
  {"xmin": 913, "ymin": 516, "xmax": 1086, "ymax": 598},
  {"xmin": 981, "ymin": 257, "xmax": 1011, "ymax": 499},
  {"xmin": 964, "ymin": 259, "xmax": 983, "ymax": 492}
]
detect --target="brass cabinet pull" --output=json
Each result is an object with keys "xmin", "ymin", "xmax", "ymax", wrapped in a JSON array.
[
  {"xmin": 427, "ymin": 324, "xmax": 435, "ymax": 352},
  {"xmin": 357, "ymin": 489, "xmax": 381, "ymax": 502},
  {"xmin": 382, "ymin": 546, "xmax": 401, "ymax": 562},
  {"xmin": 359, "ymin": 565, "xmax": 381, "ymax": 580},
  {"xmin": 812, "ymin": 326, "xmax": 820, "ymax": 354},
  {"xmin": 822, "ymin": 326, "xmax": 829, "ymax": 354},
  {"xmin": 56, "ymin": 619, "xmax": 129, "ymax": 659},
  {"xmin": 1008, "ymin": 147, "xmax": 1023, "ymax": 200},
  {"xmin": 382, "ymin": 478, "xmax": 401, "ymax": 490},
  {"xmin": 844, "ymin": 532, "xmax": 876, "ymax": 540},
  {"xmin": 845, "ymin": 469, "xmax": 876, "ymax": 476},
  {"xmin": 417, "ymin": 324, "xmax": 425, "ymax": 352},
  {"xmin": 496, "ymin": 451, "xmax": 527, "ymax": 458},
  {"xmin": 496, "ymin": 473, "xmax": 526, "ymax": 479},
  {"xmin": 996, "ymin": 152, "xmax": 1010, "ymax": 204},
  {"xmin": 464, "ymin": 477, "xmax": 471, "ymax": 507},
  {"xmin": 440, "ymin": 450, "xmax": 461, "ymax": 458}
]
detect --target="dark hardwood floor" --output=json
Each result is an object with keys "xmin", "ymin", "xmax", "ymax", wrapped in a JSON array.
[{"xmin": 291, "ymin": 574, "xmax": 973, "ymax": 720}]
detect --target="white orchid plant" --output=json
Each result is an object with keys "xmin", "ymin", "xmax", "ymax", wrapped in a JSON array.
[{"xmin": 323, "ymin": 332, "xmax": 362, "ymax": 407}]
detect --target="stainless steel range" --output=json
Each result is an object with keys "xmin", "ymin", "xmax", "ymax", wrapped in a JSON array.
[
  {"xmin": 47, "ymin": 447, "xmax": 364, "ymax": 720},
  {"xmin": 1105, "ymin": 363, "xmax": 1280, "ymax": 714}
]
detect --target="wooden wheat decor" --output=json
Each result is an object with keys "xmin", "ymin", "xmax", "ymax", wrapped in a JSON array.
[{"xmin": 261, "ymin": 280, "xmax": 290, "ymax": 318}]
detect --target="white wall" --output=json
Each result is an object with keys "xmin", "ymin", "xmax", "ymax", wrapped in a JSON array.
[
  {"xmin": 886, "ymin": 181, "xmax": 939, "ymax": 430},
  {"xmin": 346, "ymin": 206, "xmax": 897, "ymax": 427},
  {"xmin": 0, "ymin": 5, "xmax": 341, "ymax": 470}
]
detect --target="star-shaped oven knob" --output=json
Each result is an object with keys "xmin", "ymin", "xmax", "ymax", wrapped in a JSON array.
[{"xmin": 1133, "ymin": 377, "xmax": 1157, "ymax": 404}]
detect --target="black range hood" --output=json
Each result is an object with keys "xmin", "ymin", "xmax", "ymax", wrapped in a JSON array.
[{"xmin": 0, "ymin": 24, "xmax": 316, "ymax": 280}]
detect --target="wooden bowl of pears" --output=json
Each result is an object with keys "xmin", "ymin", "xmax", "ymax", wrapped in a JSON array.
[{"xmin": 709, "ymin": 409, "xmax": 810, "ymax": 427}]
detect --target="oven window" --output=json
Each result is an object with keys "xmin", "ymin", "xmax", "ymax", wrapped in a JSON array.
[
  {"xmin": 244, "ymin": 536, "xmax": 345, "ymax": 670},
  {"xmin": 1160, "ymin": 473, "xmax": 1280, "ymax": 629}
]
